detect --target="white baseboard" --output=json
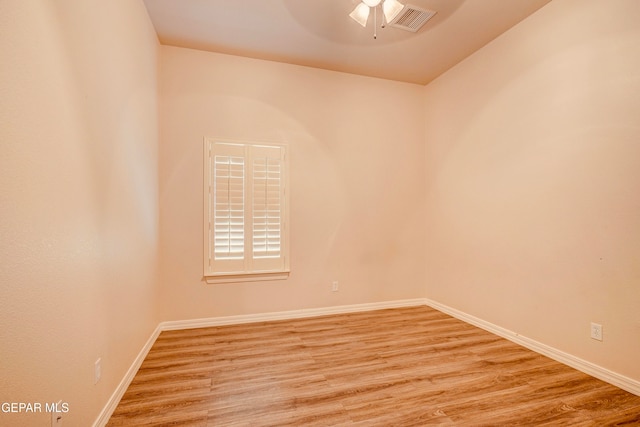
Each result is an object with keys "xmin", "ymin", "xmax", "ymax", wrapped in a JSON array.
[
  {"xmin": 160, "ymin": 298, "xmax": 428, "ymax": 331},
  {"xmin": 425, "ymin": 298, "xmax": 640, "ymax": 397},
  {"xmin": 92, "ymin": 324, "xmax": 162, "ymax": 427}
]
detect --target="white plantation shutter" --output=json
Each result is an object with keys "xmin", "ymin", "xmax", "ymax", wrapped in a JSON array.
[
  {"xmin": 206, "ymin": 143, "xmax": 246, "ymax": 273},
  {"xmin": 213, "ymin": 155, "xmax": 244, "ymax": 259},
  {"xmin": 251, "ymin": 145, "xmax": 284, "ymax": 271},
  {"xmin": 204, "ymin": 139, "xmax": 289, "ymax": 281}
]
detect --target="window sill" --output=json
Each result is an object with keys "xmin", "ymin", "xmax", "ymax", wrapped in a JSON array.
[{"xmin": 204, "ymin": 271, "xmax": 290, "ymax": 284}]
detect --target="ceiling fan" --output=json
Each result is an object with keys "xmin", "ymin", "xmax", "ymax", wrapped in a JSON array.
[{"xmin": 349, "ymin": 0, "xmax": 404, "ymax": 38}]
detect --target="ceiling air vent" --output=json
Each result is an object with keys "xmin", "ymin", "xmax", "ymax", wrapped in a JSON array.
[{"xmin": 389, "ymin": 5, "xmax": 437, "ymax": 32}]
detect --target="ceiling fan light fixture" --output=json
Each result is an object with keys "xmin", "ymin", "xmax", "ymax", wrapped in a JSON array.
[
  {"xmin": 350, "ymin": 0, "xmax": 405, "ymax": 31},
  {"xmin": 383, "ymin": 0, "xmax": 404, "ymax": 23},
  {"xmin": 349, "ymin": 2, "xmax": 370, "ymax": 27}
]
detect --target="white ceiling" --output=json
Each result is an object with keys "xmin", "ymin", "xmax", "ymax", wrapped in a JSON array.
[{"xmin": 143, "ymin": 0, "xmax": 552, "ymax": 85}]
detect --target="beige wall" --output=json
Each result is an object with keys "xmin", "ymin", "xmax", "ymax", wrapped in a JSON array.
[
  {"xmin": 159, "ymin": 46, "xmax": 427, "ymax": 320},
  {"xmin": 424, "ymin": 0, "xmax": 640, "ymax": 381},
  {"xmin": 3, "ymin": 1, "xmax": 639, "ymax": 424},
  {"xmin": 0, "ymin": 1, "xmax": 159, "ymax": 425}
]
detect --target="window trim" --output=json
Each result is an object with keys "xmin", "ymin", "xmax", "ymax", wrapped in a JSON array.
[
  {"xmin": 204, "ymin": 271, "xmax": 290, "ymax": 285},
  {"xmin": 203, "ymin": 138, "xmax": 290, "ymax": 284}
]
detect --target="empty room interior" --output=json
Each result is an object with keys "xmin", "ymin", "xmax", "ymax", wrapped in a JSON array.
[{"xmin": 1, "ymin": 0, "xmax": 640, "ymax": 425}]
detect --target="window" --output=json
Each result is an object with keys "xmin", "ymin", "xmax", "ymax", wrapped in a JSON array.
[{"xmin": 203, "ymin": 139, "xmax": 289, "ymax": 283}]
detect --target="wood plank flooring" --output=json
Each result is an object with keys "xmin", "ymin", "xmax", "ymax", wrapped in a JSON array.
[{"xmin": 108, "ymin": 306, "xmax": 640, "ymax": 426}]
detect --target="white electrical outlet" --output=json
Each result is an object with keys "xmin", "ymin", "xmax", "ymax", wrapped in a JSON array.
[
  {"xmin": 332, "ymin": 281, "xmax": 339, "ymax": 292},
  {"xmin": 94, "ymin": 358, "xmax": 102, "ymax": 384},
  {"xmin": 590, "ymin": 322, "xmax": 603, "ymax": 341}
]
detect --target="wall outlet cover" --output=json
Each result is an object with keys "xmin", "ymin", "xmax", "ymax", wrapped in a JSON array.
[{"xmin": 590, "ymin": 322, "xmax": 603, "ymax": 341}]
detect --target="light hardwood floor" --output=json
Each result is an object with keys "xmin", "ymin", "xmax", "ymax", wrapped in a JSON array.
[{"xmin": 108, "ymin": 306, "xmax": 640, "ymax": 426}]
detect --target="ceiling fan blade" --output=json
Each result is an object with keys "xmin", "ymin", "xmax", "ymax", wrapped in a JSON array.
[
  {"xmin": 383, "ymin": 0, "xmax": 404, "ymax": 23},
  {"xmin": 349, "ymin": 3, "xmax": 370, "ymax": 27}
]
